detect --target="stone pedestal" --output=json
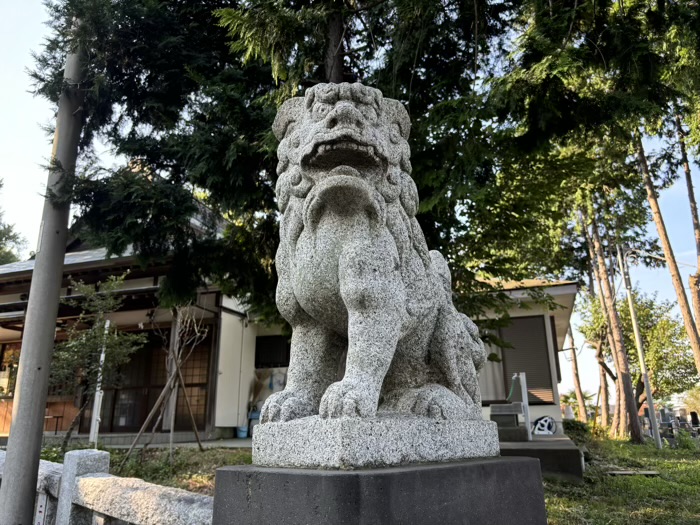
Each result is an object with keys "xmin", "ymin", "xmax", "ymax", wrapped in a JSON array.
[
  {"xmin": 253, "ymin": 414, "xmax": 499, "ymax": 468},
  {"xmin": 212, "ymin": 457, "xmax": 547, "ymax": 525}
]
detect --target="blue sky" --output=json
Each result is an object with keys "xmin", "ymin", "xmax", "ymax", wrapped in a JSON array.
[
  {"xmin": 1, "ymin": 3, "xmax": 55, "ymax": 257},
  {"xmin": 1, "ymin": 3, "xmax": 698, "ymax": 401}
]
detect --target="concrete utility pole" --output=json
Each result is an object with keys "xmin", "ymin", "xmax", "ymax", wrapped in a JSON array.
[
  {"xmin": 617, "ymin": 245, "xmax": 664, "ymax": 450},
  {"xmin": 0, "ymin": 34, "xmax": 86, "ymax": 523}
]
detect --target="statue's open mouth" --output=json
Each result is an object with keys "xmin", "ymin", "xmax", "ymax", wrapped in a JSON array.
[
  {"xmin": 303, "ymin": 171, "xmax": 386, "ymax": 230},
  {"xmin": 301, "ymin": 131, "xmax": 387, "ymax": 173}
]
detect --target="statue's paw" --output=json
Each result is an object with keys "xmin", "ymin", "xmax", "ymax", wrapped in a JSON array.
[
  {"xmin": 319, "ymin": 379, "xmax": 378, "ymax": 419},
  {"xmin": 383, "ymin": 384, "xmax": 476, "ymax": 420},
  {"xmin": 260, "ymin": 390, "xmax": 316, "ymax": 423}
]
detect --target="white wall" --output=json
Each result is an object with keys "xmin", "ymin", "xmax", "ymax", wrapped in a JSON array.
[
  {"xmin": 214, "ymin": 298, "xmax": 257, "ymax": 428},
  {"xmin": 479, "ymin": 342, "xmax": 505, "ymax": 401}
]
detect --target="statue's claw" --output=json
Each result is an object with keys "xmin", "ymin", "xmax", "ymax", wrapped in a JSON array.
[
  {"xmin": 410, "ymin": 385, "xmax": 479, "ymax": 420},
  {"xmin": 380, "ymin": 384, "xmax": 479, "ymax": 420},
  {"xmin": 319, "ymin": 379, "xmax": 377, "ymax": 419},
  {"xmin": 260, "ymin": 391, "xmax": 316, "ymax": 423}
]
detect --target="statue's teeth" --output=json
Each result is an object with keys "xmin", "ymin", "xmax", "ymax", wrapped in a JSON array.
[{"xmin": 317, "ymin": 142, "xmax": 377, "ymax": 154}]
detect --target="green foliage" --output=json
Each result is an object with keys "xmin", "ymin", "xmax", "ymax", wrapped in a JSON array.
[
  {"xmin": 562, "ymin": 419, "xmax": 591, "ymax": 446},
  {"xmin": 33, "ymin": 0, "xmax": 281, "ymax": 316},
  {"xmin": 618, "ymin": 291, "xmax": 698, "ymax": 399},
  {"xmin": 0, "ymin": 180, "xmax": 24, "ymax": 264},
  {"xmin": 681, "ymin": 385, "xmax": 700, "ymax": 414},
  {"xmin": 578, "ymin": 289, "xmax": 698, "ymax": 405},
  {"xmin": 111, "ymin": 447, "xmax": 252, "ymax": 494},
  {"xmin": 31, "ymin": 0, "xmax": 700, "ymax": 326},
  {"xmin": 33, "ymin": 0, "xmax": 568, "ymax": 322},
  {"xmin": 216, "ymin": 3, "xmax": 328, "ymax": 89},
  {"xmin": 560, "ymin": 389, "xmax": 595, "ymax": 418},
  {"xmin": 39, "ymin": 446, "xmax": 64, "ymax": 463},
  {"xmin": 674, "ymin": 429, "xmax": 697, "ymax": 451},
  {"xmin": 50, "ymin": 273, "xmax": 147, "ymax": 397}
]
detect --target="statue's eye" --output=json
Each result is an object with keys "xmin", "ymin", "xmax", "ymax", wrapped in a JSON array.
[
  {"xmin": 360, "ymin": 105, "xmax": 378, "ymax": 121},
  {"xmin": 313, "ymin": 103, "xmax": 330, "ymax": 119}
]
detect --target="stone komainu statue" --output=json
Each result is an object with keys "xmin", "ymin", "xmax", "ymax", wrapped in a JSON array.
[{"xmin": 261, "ymin": 83, "xmax": 487, "ymax": 424}]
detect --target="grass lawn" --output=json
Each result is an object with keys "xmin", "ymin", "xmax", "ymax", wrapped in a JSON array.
[
  {"xmin": 43, "ymin": 436, "xmax": 700, "ymax": 524},
  {"xmin": 546, "ymin": 438, "xmax": 700, "ymax": 525}
]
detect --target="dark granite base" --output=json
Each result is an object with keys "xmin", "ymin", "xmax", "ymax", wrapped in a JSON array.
[
  {"xmin": 212, "ymin": 457, "xmax": 547, "ymax": 525},
  {"xmin": 497, "ymin": 426, "xmax": 530, "ymax": 442},
  {"xmin": 500, "ymin": 436, "xmax": 584, "ymax": 482}
]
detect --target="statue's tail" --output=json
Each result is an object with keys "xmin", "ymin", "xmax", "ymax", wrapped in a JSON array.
[{"xmin": 430, "ymin": 250, "xmax": 452, "ymax": 293}]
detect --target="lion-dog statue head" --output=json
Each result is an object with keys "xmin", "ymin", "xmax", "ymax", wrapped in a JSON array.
[{"xmin": 261, "ymin": 83, "xmax": 486, "ymax": 424}]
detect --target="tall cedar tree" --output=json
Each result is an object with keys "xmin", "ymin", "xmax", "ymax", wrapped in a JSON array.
[{"xmin": 33, "ymin": 0, "xmax": 600, "ymax": 328}]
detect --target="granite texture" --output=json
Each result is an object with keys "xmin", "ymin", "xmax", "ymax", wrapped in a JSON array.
[
  {"xmin": 56, "ymin": 449, "xmax": 110, "ymax": 525},
  {"xmin": 73, "ymin": 474, "xmax": 213, "ymax": 525},
  {"xmin": 262, "ymin": 82, "xmax": 487, "ymax": 429},
  {"xmin": 213, "ymin": 457, "xmax": 548, "ymax": 525},
  {"xmin": 254, "ymin": 413, "xmax": 499, "ymax": 468}
]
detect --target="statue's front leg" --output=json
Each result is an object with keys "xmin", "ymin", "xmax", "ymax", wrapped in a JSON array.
[
  {"xmin": 261, "ymin": 321, "xmax": 345, "ymax": 423},
  {"xmin": 319, "ymin": 241, "xmax": 405, "ymax": 418}
]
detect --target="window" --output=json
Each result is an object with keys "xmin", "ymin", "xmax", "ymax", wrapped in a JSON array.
[
  {"xmin": 174, "ymin": 338, "xmax": 210, "ymax": 430},
  {"xmin": 477, "ymin": 316, "xmax": 555, "ymax": 405},
  {"xmin": 80, "ymin": 329, "xmax": 213, "ymax": 433},
  {"xmin": 0, "ymin": 343, "xmax": 21, "ymax": 397},
  {"xmin": 500, "ymin": 316, "xmax": 554, "ymax": 404},
  {"xmin": 255, "ymin": 336, "xmax": 291, "ymax": 368}
]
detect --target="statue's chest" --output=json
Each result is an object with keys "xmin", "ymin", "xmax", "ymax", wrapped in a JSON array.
[{"xmin": 292, "ymin": 222, "xmax": 351, "ymax": 328}]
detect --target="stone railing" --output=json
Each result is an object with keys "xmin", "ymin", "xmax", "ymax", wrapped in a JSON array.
[{"xmin": 0, "ymin": 449, "xmax": 212, "ymax": 525}]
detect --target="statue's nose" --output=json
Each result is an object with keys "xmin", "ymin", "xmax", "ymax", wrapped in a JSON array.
[{"xmin": 326, "ymin": 102, "xmax": 364, "ymax": 130}]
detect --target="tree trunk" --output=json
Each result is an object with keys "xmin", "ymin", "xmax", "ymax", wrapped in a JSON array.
[
  {"xmin": 581, "ymin": 211, "xmax": 627, "ymax": 438},
  {"xmin": 118, "ymin": 370, "xmax": 179, "ymax": 471},
  {"xmin": 140, "ymin": 395, "xmax": 169, "ymax": 459},
  {"xmin": 61, "ymin": 395, "xmax": 92, "ymax": 454},
  {"xmin": 634, "ymin": 376, "xmax": 645, "ymax": 410},
  {"xmin": 675, "ymin": 115, "xmax": 700, "ymax": 327},
  {"xmin": 612, "ymin": 380, "xmax": 622, "ymax": 437},
  {"xmin": 595, "ymin": 343, "xmax": 610, "ymax": 427},
  {"xmin": 636, "ymin": 131, "xmax": 700, "ymax": 375},
  {"xmin": 567, "ymin": 327, "xmax": 588, "ymax": 422},
  {"xmin": 586, "ymin": 211, "xmax": 643, "ymax": 443},
  {"xmin": 325, "ymin": 5, "xmax": 345, "ymax": 83}
]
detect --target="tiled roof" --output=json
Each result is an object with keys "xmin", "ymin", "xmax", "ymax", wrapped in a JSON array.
[
  {"xmin": 0, "ymin": 248, "xmax": 134, "ymax": 278},
  {"xmin": 487, "ymin": 279, "xmax": 579, "ymax": 291}
]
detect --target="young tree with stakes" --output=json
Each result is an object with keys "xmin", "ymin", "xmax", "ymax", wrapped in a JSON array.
[{"xmin": 50, "ymin": 274, "xmax": 147, "ymax": 452}]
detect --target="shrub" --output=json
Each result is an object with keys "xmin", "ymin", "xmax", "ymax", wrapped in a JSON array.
[
  {"xmin": 674, "ymin": 429, "xmax": 697, "ymax": 450},
  {"xmin": 563, "ymin": 418, "xmax": 590, "ymax": 445}
]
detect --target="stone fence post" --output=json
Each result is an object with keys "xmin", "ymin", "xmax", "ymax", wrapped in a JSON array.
[{"xmin": 55, "ymin": 449, "xmax": 110, "ymax": 525}]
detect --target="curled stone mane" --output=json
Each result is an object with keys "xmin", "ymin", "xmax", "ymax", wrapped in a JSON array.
[{"xmin": 274, "ymin": 83, "xmax": 431, "ymax": 274}]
